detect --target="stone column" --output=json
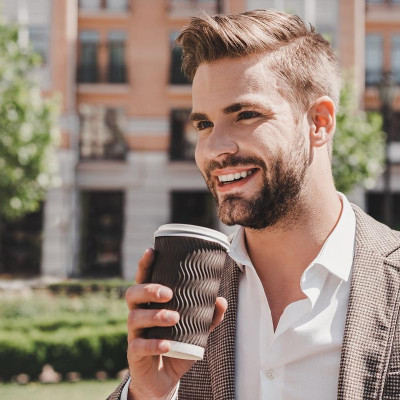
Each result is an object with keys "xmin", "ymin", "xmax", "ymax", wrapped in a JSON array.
[
  {"xmin": 121, "ymin": 152, "xmax": 170, "ymax": 281},
  {"xmin": 41, "ymin": 150, "xmax": 79, "ymax": 277}
]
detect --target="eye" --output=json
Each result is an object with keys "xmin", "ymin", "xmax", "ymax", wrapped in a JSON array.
[
  {"xmin": 195, "ymin": 120, "xmax": 214, "ymax": 131},
  {"xmin": 237, "ymin": 111, "xmax": 262, "ymax": 121}
]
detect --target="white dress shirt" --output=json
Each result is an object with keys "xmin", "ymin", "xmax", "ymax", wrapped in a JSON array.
[
  {"xmin": 121, "ymin": 193, "xmax": 356, "ymax": 400},
  {"xmin": 233, "ymin": 193, "xmax": 355, "ymax": 399}
]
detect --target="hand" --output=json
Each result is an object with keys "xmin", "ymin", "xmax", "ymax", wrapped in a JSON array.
[{"xmin": 126, "ymin": 248, "xmax": 227, "ymax": 400}]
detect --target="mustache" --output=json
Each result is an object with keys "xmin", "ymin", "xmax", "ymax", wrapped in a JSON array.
[{"xmin": 205, "ymin": 156, "xmax": 267, "ymax": 179}]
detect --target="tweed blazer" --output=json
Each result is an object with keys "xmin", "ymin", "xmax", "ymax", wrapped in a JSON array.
[{"xmin": 108, "ymin": 205, "xmax": 400, "ymax": 400}]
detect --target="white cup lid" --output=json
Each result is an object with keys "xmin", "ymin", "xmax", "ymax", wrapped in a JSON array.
[{"xmin": 154, "ymin": 223, "xmax": 230, "ymax": 250}]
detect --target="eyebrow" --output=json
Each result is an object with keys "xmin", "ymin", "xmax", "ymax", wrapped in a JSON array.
[{"xmin": 190, "ymin": 101, "xmax": 267, "ymax": 122}]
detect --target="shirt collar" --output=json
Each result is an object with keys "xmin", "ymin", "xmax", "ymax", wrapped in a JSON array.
[
  {"xmin": 228, "ymin": 192, "xmax": 356, "ymax": 282},
  {"xmin": 312, "ymin": 192, "xmax": 355, "ymax": 282}
]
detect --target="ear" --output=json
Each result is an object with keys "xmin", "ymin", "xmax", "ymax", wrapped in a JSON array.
[{"xmin": 308, "ymin": 96, "xmax": 336, "ymax": 148}]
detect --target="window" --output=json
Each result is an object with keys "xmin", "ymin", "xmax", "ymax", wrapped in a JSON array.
[
  {"xmin": 0, "ymin": 207, "xmax": 43, "ymax": 277},
  {"xmin": 367, "ymin": 192, "xmax": 400, "ymax": 230},
  {"xmin": 79, "ymin": 0, "xmax": 128, "ymax": 11},
  {"xmin": 248, "ymin": 0, "xmax": 305, "ymax": 20},
  {"xmin": 390, "ymin": 112, "xmax": 400, "ymax": 142},
  {"xmin": 77, "ymin": 31, "xmax": 99, "ymax": 83},
  {"xmin": 28, "ymin": 26, "xmax": 49, "ymax": 65},
  {"xmin": 169, "ymin": 32, "xmax": 191, "ymax": 85},
  {"xmin": 365, "ymin": 34, "xmax": 384, "ymax": 86},
  {"xmin": 79, "ymin": 105, "xmax": 128, "ymax": 160},
  {"xmin": 107, "ymin": 31, "xmax": 127, "ymax": 83},
  {"xmin": 171, "ymin": 191, "xmax": 217, "ymax": 229},
  {"xmin": 367, "ymin": 0, "xmax": 400, "ymax": 4},
  {"xmin": 169, "ymin": 0, "xmax": 221, "ymax": 14},
  {"xmin": 169, "ymin": 109, "xmax": 197, "ymax": 161},
  {"xmin": 248, "ymin": 0, "xmax": 338, "ymax": 47},
  {"xmin": 285, "ymin": 0, "xmax": 306, "ymax": 20},
  {"xmin": 315, "ymin": 0, "xmax": 338, "ymax": 47},
  {"xmin": 80, "ymin": 191, "xmax": 124, "ymax": 277},
  {"xmin": 391, "ymin": 35, "xmax": 400, "ymax": 84},
  {"xmin": 79, "ymin": 0, "xmax": 101, "ymax": 10},
  {"xmin": 105, "ymin": 0, "xmax": 129, "ymax": 11}
]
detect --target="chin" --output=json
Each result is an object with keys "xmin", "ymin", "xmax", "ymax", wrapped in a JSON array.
[{"xmin": 217, "ymin": 198, "xmax": 263, "ymax": 228}]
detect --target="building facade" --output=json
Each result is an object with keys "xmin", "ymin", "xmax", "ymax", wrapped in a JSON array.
[{"xmin": 0, "ymin": 0, "xmax": 399, "ymax": 280}]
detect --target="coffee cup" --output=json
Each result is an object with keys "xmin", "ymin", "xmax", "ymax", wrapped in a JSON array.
[{"xmin": 145, "ymin": 223, "xmax": 230, "ymax": 360}]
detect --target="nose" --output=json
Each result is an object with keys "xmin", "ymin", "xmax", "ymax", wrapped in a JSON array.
[{"xmin": 204, "ymin": 123, "xmax": 239, "ymax": 160}]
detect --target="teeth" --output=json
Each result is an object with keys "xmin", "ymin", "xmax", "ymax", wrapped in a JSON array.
[{"xmin": 218, "ymin": 169, "xmax": 253, "ymax": 183}]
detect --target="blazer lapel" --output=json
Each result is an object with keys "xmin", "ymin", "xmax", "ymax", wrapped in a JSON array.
[
  {"xmin": 337, "ymin": 206, "xmax": 400, "ymax": 399},
  {"xmin": 206, "ymin": 255, "xmax": 241, "ymax": 400}
]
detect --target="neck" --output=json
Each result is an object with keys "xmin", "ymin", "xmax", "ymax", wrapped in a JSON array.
[{"xmin": 244, "ymin": 184, "xmax": 342, "ymax": 299}]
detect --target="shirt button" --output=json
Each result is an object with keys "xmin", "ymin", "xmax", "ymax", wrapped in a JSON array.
[{"xmin": 265, "ymin": 369, "xmax": 278, "ymax": 380}]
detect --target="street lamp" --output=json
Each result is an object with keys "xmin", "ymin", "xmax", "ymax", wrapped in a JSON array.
[{"xmin": 378, "ymin": 71, "xmax": 396, "ymax": 226}]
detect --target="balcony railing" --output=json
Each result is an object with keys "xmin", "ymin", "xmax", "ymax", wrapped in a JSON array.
[
  {"xmin": 365, "ymin": 69, "xmax": 384, "ymax": 86},
  {"xmin": 77, "ymin": 64, "xmax": 128, "ymax": 84},
  {"xmin": 107, "ymin": 64, "xmax": 127, "ymax": 83},
  {"xmin": 79, "ymin": 106, "xmax": 128, "ymax": 161},
  {"xmin": 77, "ymin": 64, "xmax": 99, "ymax": 83},
  {"xmin": 393, "ymin": 70, "xmax": 400, "ymax": 85},
  {"xmin": 365, "ymin": 69, "xmax": 400, "ymax": 86}
]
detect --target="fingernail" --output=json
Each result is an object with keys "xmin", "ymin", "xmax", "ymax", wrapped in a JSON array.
[
  {"xmin": 159, "ymin": 341, "xmax": 170, "ymax": 352},
  {"xmin": 164, "ymin": 311, "xmax": 178, "ymax": 322},
  {"xmin": 158, "ymin": 287, "xmax": 172, "ymax": 298}
]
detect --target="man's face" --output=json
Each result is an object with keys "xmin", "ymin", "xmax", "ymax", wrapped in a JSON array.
[{"xmin": 191, "ymin": 55, "xmax": 310, "ymax": 230}]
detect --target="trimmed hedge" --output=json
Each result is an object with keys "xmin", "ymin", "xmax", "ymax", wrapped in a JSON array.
[
  {"xmin": 0, "ymin": 325, "xmax": 127, "ymax": 381},
  {"xmin": 46, "ymin": 280, "xmax": 131, "ymax": 297},
  {"xmin": 0, "ymin": 292, "xmax": 129, "ymax": 381},
  {"xmin": 2, "ymin": 314, "xmax": 126, "ymax": 333}
]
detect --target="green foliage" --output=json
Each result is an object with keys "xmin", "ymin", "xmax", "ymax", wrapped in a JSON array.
[
  {"xmin": 46, "ymin": 279, "xmax": 131, "ymax": 297},
  {"xmin": 333, "ymin": 80, "xmax": 385, "ymax": 193},
  {"xmin": 0, "ymin": 326, "xmax": 127, "ymax": 380},
  {"xmin": 0, "ymin": 21, "xmax": 60, "ymax": 220},
  {"xmin": 0, "ymin": 379, "xmax": 121, "ymax": 400},
  {"xmin": 0, "ymin": 292, "xmax": 129, "ymax": 381},
  {"xmin": 0, "ymin": 291, "xmax": 126, "ymax": 320}
]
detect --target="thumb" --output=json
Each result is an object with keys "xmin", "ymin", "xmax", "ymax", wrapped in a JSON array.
[{"xmin": 210, "ymin": 297, "xmax": 228, "ymax": 332}]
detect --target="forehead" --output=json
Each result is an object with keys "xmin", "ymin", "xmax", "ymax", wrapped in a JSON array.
[{"xmin": 192, "ymin": 55, "xmax": 285, "ymax": 112}]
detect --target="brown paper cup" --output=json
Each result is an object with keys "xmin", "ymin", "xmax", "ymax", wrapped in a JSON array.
[{"xmin": 145, "ymin": 224, "xmax": 229, "ymax": 360}]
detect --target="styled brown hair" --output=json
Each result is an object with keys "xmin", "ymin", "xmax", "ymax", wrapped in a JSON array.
[{"xmin": 176, "ymin": 9, "xmax": 341, "ymax": 116}]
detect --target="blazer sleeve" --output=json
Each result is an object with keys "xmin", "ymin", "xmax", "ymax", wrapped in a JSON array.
[{"xmin": 106, "ymin": 372, "xmax": 130, "ymax": 400}]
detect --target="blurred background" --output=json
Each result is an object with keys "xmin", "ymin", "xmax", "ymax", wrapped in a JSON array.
[
  {"xmin": 0, "ymin": 0, "xmax": 399, "ymax": 396},
  {"xmin": 0, "ymin": 0, "xmax": 399, "ymax": 282}
]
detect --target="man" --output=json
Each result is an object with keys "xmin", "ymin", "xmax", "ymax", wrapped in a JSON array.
[{"xmin": 109, "ymin": 9, "xmax": 400, "ymax": 400}]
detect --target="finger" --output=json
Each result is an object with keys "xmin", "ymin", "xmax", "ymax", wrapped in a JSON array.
[
  {"xmin": 127, "ymin": 338, "xmax": 171, "ymax": 362},
  {"xmin": 210, "ymin": 296, "xmax": 228, "ymax": 332},
  {"xmin": 135, "ymin": 248, "xmax": 155, "ymax": 284},
  {"xmin": 127, "ymin": 308, "xmax": 180, "ymax": 340},
  {"xmin": 125, "ymin": 283, "xmax": 173, "ymax": 310}
]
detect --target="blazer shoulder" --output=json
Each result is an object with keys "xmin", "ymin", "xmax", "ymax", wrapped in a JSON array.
[{"xmin": 352, "ymin": 203, "xmax": 400, "ymax": 263}]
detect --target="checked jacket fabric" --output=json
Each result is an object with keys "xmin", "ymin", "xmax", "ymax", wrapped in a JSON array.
[{"xmin": 108, "ymin": 205, "xmax": 400, "ymax": 400}]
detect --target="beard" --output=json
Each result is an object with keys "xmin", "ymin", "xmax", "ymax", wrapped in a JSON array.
[{"xmin": 204, "ymin": 141, "xmax": 309, "ymax": 230}]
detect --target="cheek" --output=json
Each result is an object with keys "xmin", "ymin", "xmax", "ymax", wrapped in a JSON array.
[{"xmin": 194, "ymin": 142, "xmax": 204, "ymax": 171}]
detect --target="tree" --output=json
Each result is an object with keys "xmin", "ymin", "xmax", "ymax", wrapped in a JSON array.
[
  {"xmin": 0, "ymin": 21, "xmax": 60, "ymax": 221},
  {"xmin": 332, "ymin": 80, "xmax": 385, "ymax": 194}
]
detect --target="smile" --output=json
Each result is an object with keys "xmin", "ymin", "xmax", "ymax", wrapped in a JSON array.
[{"xmin": 218, "ymin": 169, "xmax": 254, "ymax": 184}]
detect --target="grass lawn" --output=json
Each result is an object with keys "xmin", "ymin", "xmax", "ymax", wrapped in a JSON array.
[{"xmin": 0, "ymin": 379, "xmax": 121, "ymax": 400}]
